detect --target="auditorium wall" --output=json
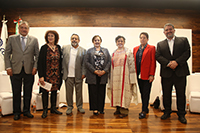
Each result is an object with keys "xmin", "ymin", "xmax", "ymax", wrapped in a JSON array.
[{"xmin": 0, "ymin": 7, "xmax": 199, "ymax": 103}]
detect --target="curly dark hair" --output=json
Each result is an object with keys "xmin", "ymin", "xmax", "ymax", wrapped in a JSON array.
[{"xmin": 44, "ymin": 30, "xmax": 59, "ymax": 45}]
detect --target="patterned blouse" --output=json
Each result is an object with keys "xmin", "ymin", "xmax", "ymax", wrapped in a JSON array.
[
  {"xmin": 46, "ymin": 46, "xmax": 61, "ymax": 91},
  {"xmin": 94, "ymin": 50, "xmax": 105, "ymax": 70}
]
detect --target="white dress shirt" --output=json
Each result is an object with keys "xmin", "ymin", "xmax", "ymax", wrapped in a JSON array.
[
  {"xmin": 167, "ymin": 36, "xmax": 175, "ymax": 55},
  {"xmin": 68, "ymin": 46, "xmax": 78, "ymax": 77}
]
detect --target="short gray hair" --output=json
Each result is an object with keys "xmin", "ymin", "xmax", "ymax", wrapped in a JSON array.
[
  {"xmin": 71, "ymin": 33, "xmax": 80, "ymax": 41},
  {"xmin": 164, "ymin": 23, "xmax": 174, "ymax": 30},
  {"xmin": 19, "ymin": 21, "xmax": 30, "ymax": 28}
]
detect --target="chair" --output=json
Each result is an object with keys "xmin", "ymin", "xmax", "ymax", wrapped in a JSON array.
[
  {"xmin": 188, "ymin": 73, "xmax": 200, "ymax": 113},
  {"xmin": 0, "ymin": 71, "xmax": 23, "ymax": 115}
]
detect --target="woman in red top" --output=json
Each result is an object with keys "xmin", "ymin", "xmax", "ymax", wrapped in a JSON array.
[{"xmin": 133, "ymin": 32, "xmax": 156, "ymax": 119}]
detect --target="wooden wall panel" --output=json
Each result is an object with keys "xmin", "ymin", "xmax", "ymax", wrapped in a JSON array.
[{"xmin": 0, "ymin": 7, "xmax": 200, "ymax": 72}]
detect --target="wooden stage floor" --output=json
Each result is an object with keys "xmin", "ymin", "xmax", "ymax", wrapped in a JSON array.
[{"xmin": 0, "ymin": 103, "xmax": 200, "ymax": 133}]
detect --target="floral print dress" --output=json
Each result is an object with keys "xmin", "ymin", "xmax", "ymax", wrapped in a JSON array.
[{"xmin": 46, "ymin": 46, "xmax": 61, "ymax": 91}]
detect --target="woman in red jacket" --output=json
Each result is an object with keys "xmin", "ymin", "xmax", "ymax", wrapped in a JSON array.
[{"xmin": 133, "ymin": 32, "xmax": 156, "ymax": 119}]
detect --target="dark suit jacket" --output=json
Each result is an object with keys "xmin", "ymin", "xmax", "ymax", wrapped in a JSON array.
[
  {"xmin": 85, "ymin": 47, "xmax": 111, "ymax": 84},
  {"xmin": 156, "ymin": 36, "xmax": 190, "ymax": 78},
  {"xmin": 133, "ymin": 44, "xmax": 156, "ymax": 80},
  {"xmin": 4, "ymin": 34, "xmax": 39, "ymax": 74}
]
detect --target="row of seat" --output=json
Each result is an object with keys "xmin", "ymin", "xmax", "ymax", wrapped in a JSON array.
[{"xmin": 0, "ymin": 72, "xmax": 59, "ymax": 115}]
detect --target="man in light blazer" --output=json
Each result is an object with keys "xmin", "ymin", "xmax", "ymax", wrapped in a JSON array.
[
  {"xmin": 4, "ymin": 21, "xmax": 39, "ymax": 120},
  {"xmin": 62, "ymin": 34, "xmax": 86, "ymax": 115},
  {"xmin": 156, "ymin": 23, "xmax": 190, "ymax": 124}
]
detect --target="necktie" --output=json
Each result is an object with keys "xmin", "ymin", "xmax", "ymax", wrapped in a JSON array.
[{"xmin": 21, "ymin": 37, "xmax": 26, "ymax": 51}]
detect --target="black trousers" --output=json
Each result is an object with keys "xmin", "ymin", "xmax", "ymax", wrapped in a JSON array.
[
  {"xmin": 161, "ymin": 72, "xmax": 186, "ymax": 116},
  {"xmin": 88, "ymin": 76, "xmax": 106, "ymax": 112},
  {"xmin": 137, "ymin": 78, "xmax": 152, "ymax": 113},
  {"xmin": 10, "ymin": 67, "xmax": 34, "ymax": 115},
  {"xmin": 41, "ymin": 89, "xmax": 57, "ymax": 109}
]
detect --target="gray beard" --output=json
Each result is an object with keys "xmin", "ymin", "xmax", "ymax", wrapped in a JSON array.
[
  {"xmin": 71, "ymin": 43, "xmax": 78, "ymax": 47},
  {"xmin": 167, "ymin": 34, "xmax": 174, "ymax": 39}
]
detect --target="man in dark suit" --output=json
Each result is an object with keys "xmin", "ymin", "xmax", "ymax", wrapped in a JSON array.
[
  {"xmin": 4, "ymin": 21, "xmax": 39, "ymax": 120},
  {"xmin": 156, "ymin": 23, "xmax": 190, "ymax": 124}
]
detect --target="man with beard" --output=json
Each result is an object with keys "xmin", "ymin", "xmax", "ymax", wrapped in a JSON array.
[
  {"xmin": 156, "ymin": 23, "xmax": 191, "ymax": 124},
  {"xmin": 62, "ymin": 34, "xmax": 86, "ymax": 115}
]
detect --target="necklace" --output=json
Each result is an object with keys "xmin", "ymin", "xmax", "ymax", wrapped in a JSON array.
[{"xmin": 48, "ymin": 44, "xmax": 55, "ymax": 50}]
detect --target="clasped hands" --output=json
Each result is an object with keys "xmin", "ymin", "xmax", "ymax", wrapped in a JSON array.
[
  {"xmin": 167, "ymin": 60, "xmax": 178, "ymax": 70},
  {"xmin": 94, "ymin": 70, "xmax": 106, "ymax": 77}
]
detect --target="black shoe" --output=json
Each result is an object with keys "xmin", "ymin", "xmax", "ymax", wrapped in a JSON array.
[
  {"xmin": 114, "ymin": 110, "xmax": 121, "ymax": 115},
  {"xmin": 13, "ymin": 114, "xmax": 20, "ymax": 120},
  {"xmin": 50, "ymin": 108, "xmax": 63, "ymax": 114},
  {"xmin": 178, "ymin": 116, "xmax": 187, "ymax": 124},
  {"xmin": 119, "ymin": 114, "xmax": 128, "ymax": 118},
  {"xmin": 24, "ymin": 113, "xmax": 34, "ymax": 118},
  {"xmin": 139, "ymin": 110, "xmax": 149, "ymax": 116},
  {"xmin": 161, "ymin": 113, "xmax": 170, "ymax": 120},
  {"xmin": 139, "ymin": 112, "xmax": 142, "ymax": 116},
  {"xmin": 41, "ymin": 109, "xmax": 48, "ymax": 118},
  {"xmin": 100, "ymin": 111, "xmax": 104, "ymax": 114},
  {"xmin": 139, "ymin": 112, "xmax": 146, "ymax": 119},
  {"xmin": 93, "ymin": 111, "xmax": 99, "ymax": 116}
]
